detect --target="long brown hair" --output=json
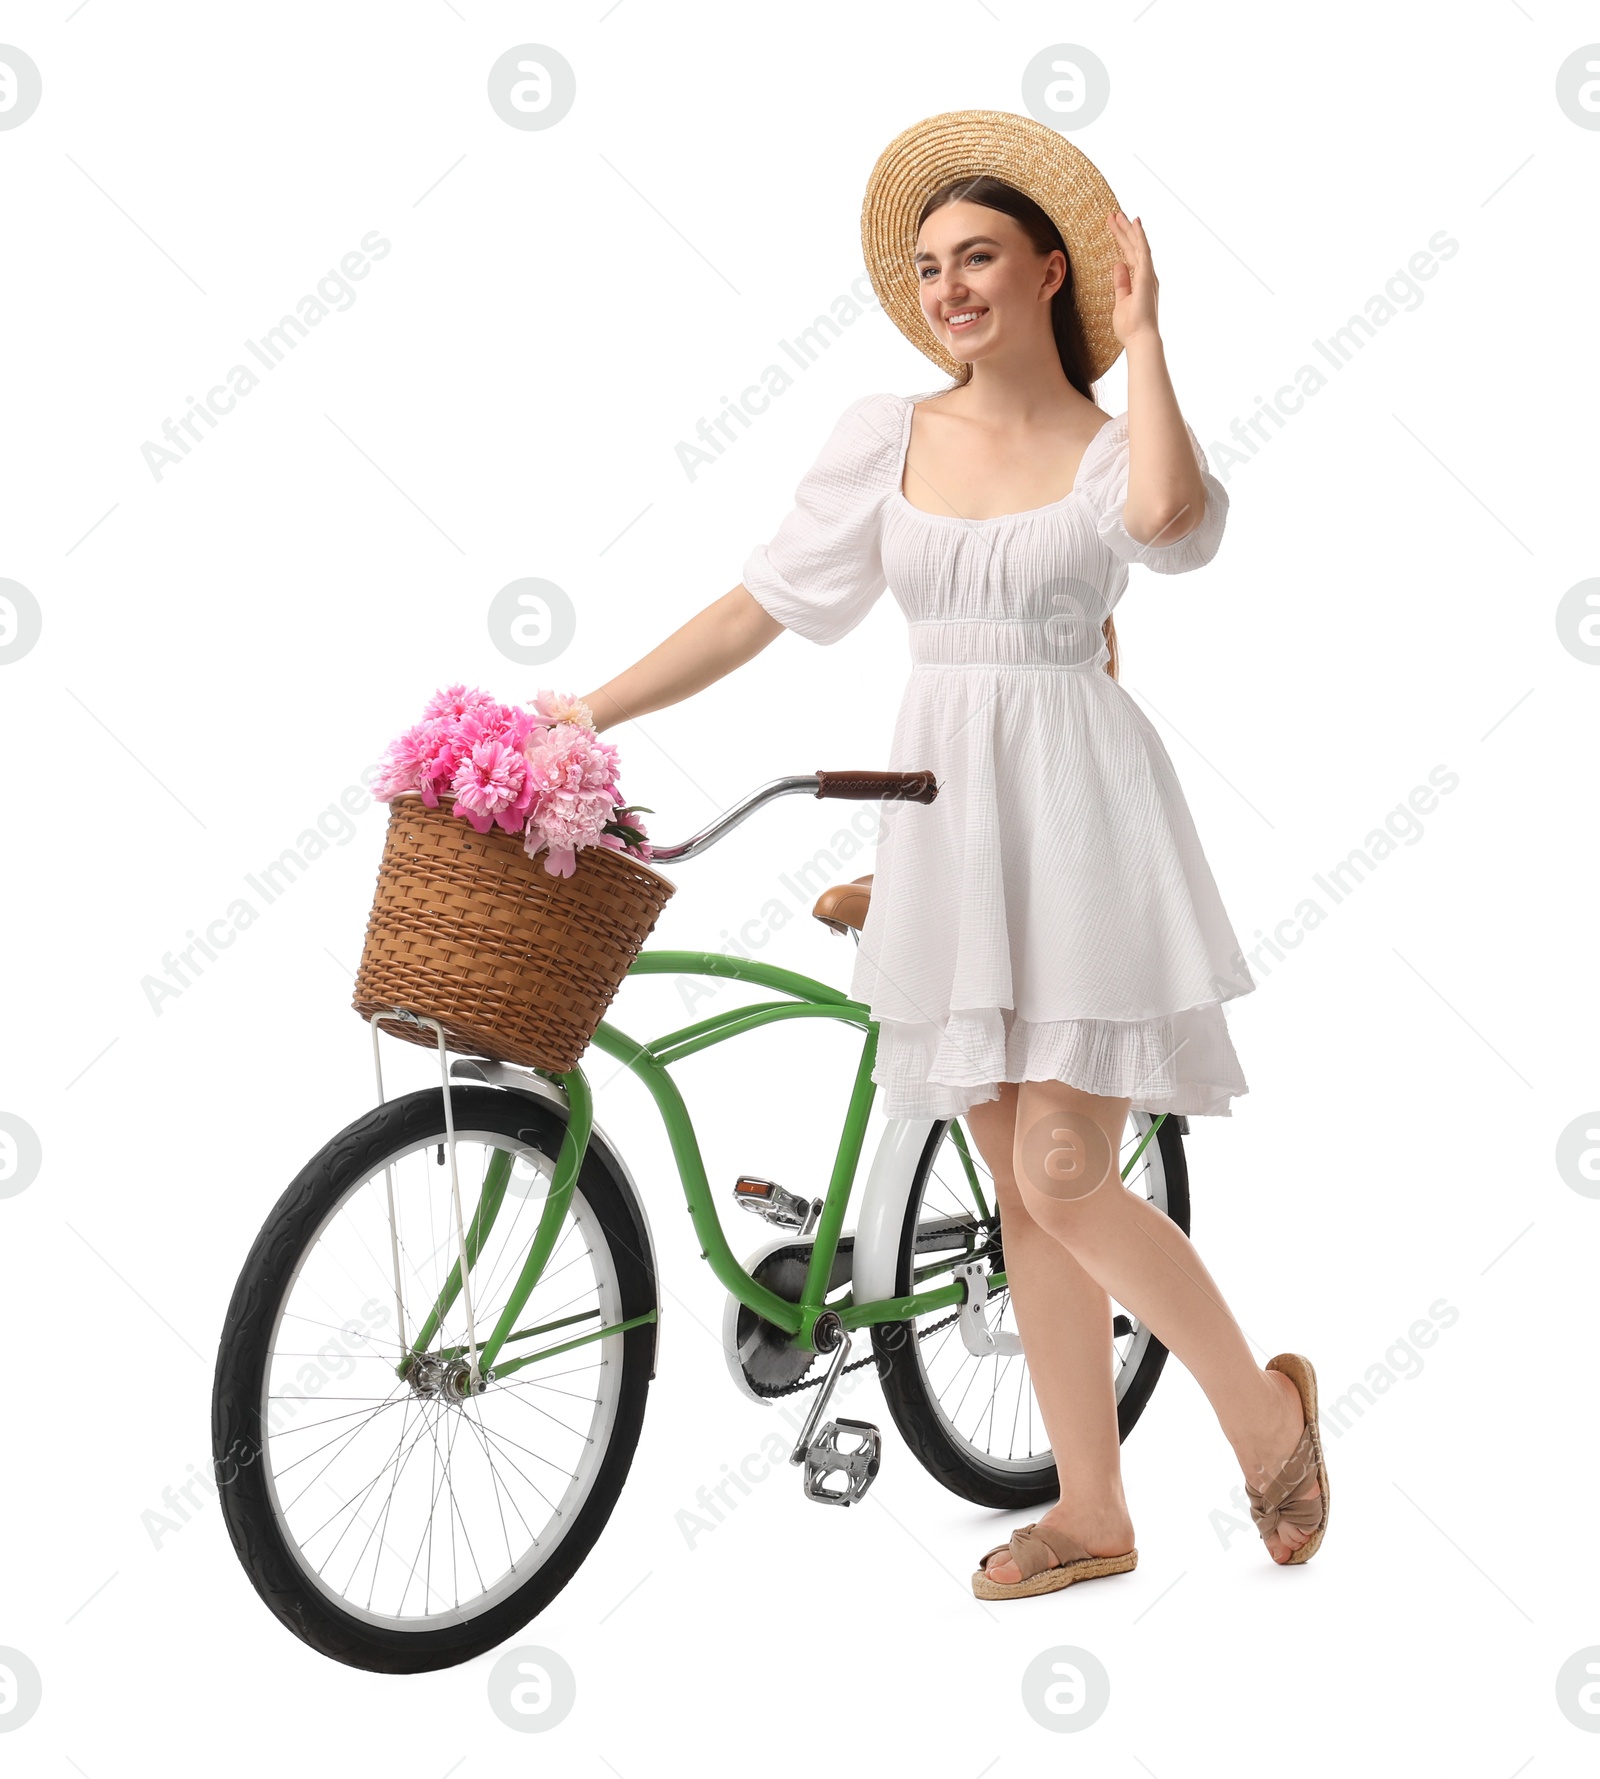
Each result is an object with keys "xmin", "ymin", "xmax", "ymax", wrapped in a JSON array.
[{"xmin": 916, "ymin": 175, "xmax": 1119, "ymax": 681}]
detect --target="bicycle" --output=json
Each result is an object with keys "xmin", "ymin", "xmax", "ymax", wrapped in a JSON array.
[{"xmin": 211, "ymin": 769, "xmax": 1190, "ymax": 1673}]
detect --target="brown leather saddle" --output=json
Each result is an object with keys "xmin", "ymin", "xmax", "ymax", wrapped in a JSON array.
[{"xmin": 812, "ymin": 873, "xmax": 873, "ymax": 936}]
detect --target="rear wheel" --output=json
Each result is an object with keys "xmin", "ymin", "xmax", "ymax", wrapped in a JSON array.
[
  {"xmin": 870, "ymin": 1108, "xmax": 1189, "ymax": 1509},
  {"xmin": 211, "ymin": 1085, "xmax": 657, "ymax": 1673}
]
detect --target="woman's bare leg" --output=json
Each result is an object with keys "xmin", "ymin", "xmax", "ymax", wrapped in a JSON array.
[
  {"xmin": 1004, "ymin": 1078, "xmax": 1319, "ymax": 1564},
  {"xmin": 962, "ymin": 1085, "xmax": 1135, "ymax": 1582}
]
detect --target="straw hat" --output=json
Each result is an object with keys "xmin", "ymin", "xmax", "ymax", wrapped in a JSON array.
[{"xmin": 860, "ymin": 108, "xmax": 1124, "ymax": 382}]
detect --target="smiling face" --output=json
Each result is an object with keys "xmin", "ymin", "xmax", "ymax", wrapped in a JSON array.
[{"xmin": 913, "ymin": 197, "xmax": 1066, "ymax": 367}]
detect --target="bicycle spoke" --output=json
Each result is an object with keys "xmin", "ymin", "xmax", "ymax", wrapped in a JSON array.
[
  {"xmin": 294, "ymin": 1397, "xmax": 442, "ymax": 1548},
  {"xmin": 363, "ymin": 1397, "xmax": 419, "ymax": 1616},
  {"xmin": 462, "ymin": 1395, "xmax": 537, "ymax": 1576},
  {"xmin": 270, "ymin": 1393, "xmax": 413, "ymax": 1478},
  {"xmin": 316, "ymin": 1414, "xmax": 442, "ymax": 1598},
  {"xmin": 281, "ymin": 1394, "xmax": 425, "ymax": 1519},
  {"xmin": 440, "ymin": 1411, "xmax": 571, "ymax": 1520}
]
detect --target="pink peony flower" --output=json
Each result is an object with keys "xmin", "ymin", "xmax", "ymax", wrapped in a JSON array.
[
  {"xmin": 417, "ymin": 726, "xmax": 470, "ymax": 807},
  {"xmin": 525, "ymin": 722, "xmax": 620, "ymax": 798},
  {"xmin": 450, "ymin": 738, "xmax": 536, "ymax": 834},
  {"xmin": 374, "ymin": 716, "xmax": 452, "ymax": 801},
  {"xmin": 458, "ymin": 700, "xmax": 536, "ymax": 754},
  {"xmin": 422, "ymin": 683, "xmax": 498, "ymax": 725},
  {"xmin": 524, "ymin": 784, "xmax": 616, "ymax": 876},
  {"xmin": 530, "ymin": 689, "xmax": 596, "ymax": 730}
]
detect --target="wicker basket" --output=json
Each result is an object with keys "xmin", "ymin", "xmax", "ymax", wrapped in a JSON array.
[{"xmin": 352, "ymin": 794, "xmax": 676, "ymax": 1074}]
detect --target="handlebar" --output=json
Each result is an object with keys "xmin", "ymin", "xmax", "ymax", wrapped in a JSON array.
[{"xmin": 646, "ymin": 770, "xmax": 940, "ymax": 864}]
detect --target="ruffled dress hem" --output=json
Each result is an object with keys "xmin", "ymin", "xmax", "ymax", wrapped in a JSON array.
[{"xmin": 869, "ymin": 1000, "xmax": 1249, "ymax": 1123}]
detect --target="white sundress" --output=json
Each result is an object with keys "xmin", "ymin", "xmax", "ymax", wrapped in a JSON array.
[{"xmin": 741, "ymin": 387, "xmax": 1256, "ymax": 1123}]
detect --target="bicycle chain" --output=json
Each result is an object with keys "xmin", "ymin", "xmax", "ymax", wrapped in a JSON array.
[{"xmin": 762, "ymin": 1305, "xmax": 964, "ymax": 1398}]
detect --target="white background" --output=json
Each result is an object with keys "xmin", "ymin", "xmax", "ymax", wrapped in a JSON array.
[{"xmin": 2, "ymin": 2, "xmax": 1596, "ymax": 1773}]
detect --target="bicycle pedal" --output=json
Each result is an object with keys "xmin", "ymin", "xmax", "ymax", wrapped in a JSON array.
[
  {"xmin": 801, "ymin": 1417, "xmax": 881, "ymax": 1506},
  {"xmin": 732, "ymin": 1175, "xmax": 820, "ymax": 1234}
]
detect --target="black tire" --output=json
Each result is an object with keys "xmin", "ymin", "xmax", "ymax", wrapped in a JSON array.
[
  {"xmin": 871, "ymin": 1110, "xmax": 1190, "ymax": 1510},
  {"xmin": 211, "ymin": 1085, "xmax": 657, "ymax": 1674}
]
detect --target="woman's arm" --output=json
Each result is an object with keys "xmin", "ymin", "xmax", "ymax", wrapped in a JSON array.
[
  {"xmin": 1108, "ymin": 210, "xmax": 1209, "ymax": 548},
  {"xmin": 580, "ymin": 584, "xmax": 785, "ymax": 734}
]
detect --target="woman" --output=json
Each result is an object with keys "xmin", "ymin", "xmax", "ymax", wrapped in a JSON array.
[{"xmin": 579, "ymin": 110, "xmax": 1327, "ymax": 1597}]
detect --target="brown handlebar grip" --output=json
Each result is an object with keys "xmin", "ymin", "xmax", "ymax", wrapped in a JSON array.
[{"xmin": 814, "ymin": 769, "xmax": 940, "ymax": 804}]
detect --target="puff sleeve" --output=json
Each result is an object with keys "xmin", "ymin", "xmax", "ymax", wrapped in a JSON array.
[
  {"xmin": 1077, "ymin": 412, "xmax": 1229, "ymax": 574},
  {"xmin": 741, "ymin": 392, "xmax": 902, "ymax": 645}
]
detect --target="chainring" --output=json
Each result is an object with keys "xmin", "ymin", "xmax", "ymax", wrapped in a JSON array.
[{"xmin": 729, "ymin": 1236, "xmax": 855, "ymax": 1399}]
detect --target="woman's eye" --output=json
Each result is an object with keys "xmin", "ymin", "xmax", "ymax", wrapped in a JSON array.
[{"xmin": 967, "ymin": 252, "xmax": 992, "ymax": 266}]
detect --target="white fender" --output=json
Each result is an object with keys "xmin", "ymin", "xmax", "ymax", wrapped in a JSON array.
[{"xmin": 851, "ymin": 1114, "xmax": 943, "ymax": 1308}]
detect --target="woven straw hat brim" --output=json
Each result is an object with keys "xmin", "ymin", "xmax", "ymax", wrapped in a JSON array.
[{"xmin": 860, "ymin": 109, "xmax": 1123, "ymax": 383}]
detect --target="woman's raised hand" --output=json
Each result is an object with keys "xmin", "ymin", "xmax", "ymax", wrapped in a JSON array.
[{"xmin": 1107, "ymin": 208, "xmax": 1161, "ymax": 349}]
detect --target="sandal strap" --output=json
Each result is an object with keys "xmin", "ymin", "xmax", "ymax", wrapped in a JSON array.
[
  {"xmin": 1245, "ymin": 1425, "xmax": 1324, "ymax": 1541},
  {"xmin": 977, "ymin": 1521, "xmax": 1092, "ymax": 1580}
]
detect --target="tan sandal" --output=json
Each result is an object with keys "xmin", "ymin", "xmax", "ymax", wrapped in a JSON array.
[
  {"xmin": 1249, "ymin": 1353, "xmax": 1330, "ymax": 1566},
  {"xmin": 971, "ymin": 1522, "xmax": 1138, "ymax": 1601}
]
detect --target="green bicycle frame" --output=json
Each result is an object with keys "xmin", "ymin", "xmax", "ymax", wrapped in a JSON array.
[{"xmin": 398, "ymin": 949, "xmax": 1163, "ymax": 1384}]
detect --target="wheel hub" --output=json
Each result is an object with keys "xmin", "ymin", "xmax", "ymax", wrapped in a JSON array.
[{"xmin": 405, "ymin": 1354, "xmax": 489, "ymax": 1403}]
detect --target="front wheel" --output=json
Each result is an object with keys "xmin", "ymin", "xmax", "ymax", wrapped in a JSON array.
[
  {"xmin": 870, "ymin": 1108, "xmax": 1189, "ymax": 1509},
  {"xmin": 211, "ymin": 1084, "xmax": 657, "ymax": 1673}
]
